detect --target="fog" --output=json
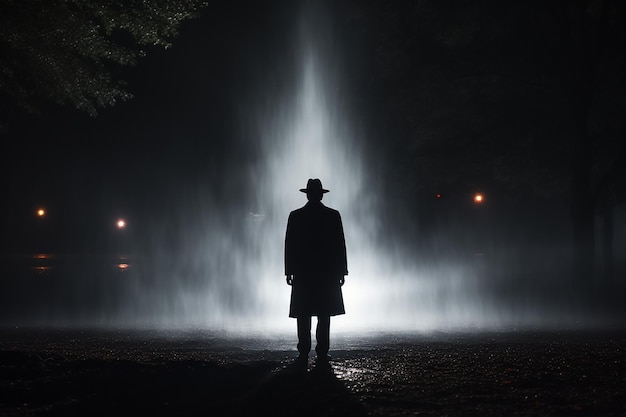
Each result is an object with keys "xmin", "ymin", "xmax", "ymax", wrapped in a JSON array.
[{"xmin": 107, "ymin": 6, "xmax": 623, "ymax": 334}]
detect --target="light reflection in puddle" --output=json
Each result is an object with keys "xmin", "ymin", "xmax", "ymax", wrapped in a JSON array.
[
  {"xmin": 16, "ymin": 253, "xmax": 135, "ymax": 273},
  {"xmin": 116, "ymin": 263, "xmax": 130, "ymax": 270},
  {"xmin": 116, "ymin": 255, "xmax": 131, "ymax": 271},
  {"xmin": 333, "ymin": 360, "xmax": 377, "ymax": 384},
  {"xmin": 32, "ymin": 253, "xmax": 55, "ymax": 274}
]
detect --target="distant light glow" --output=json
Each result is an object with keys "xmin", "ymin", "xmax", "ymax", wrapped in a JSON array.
[
  {"xmin": 436, "ymin": 193, "xmax": 442, "ymax": 199},
  {"xmin": 36, "ymin": 208, "xmax": 46, "ymax": 217},
  {"xmin": 474, "ymin": 193, "xmax": 484, "ymax": 204},
  {"xmin": 117, "ymin": 263, "xmax": 129, "ymax": 270},
  {"xmin": 116, "ymin": 219, "xmax": 126, "ymax": 229}
]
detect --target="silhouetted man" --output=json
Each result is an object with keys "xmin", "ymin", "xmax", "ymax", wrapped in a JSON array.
[{"xmin": 285, "ymin": 178, "xmax": 347, "ymax": 364}]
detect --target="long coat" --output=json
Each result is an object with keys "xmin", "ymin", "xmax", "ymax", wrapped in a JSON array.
[{"xmin": 285, "ymin": 200, "xmax": 347, "ymax": 317}]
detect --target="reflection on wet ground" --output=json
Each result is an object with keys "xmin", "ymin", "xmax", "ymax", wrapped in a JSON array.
[
  {"xmin": 0, "ymin": 253, "xmax": 138, "ymax": 325},
  {"xmin": 1, "ymin": 253, "xmax": 133, "ymax": 273},
  {"xmin": 0, "ymin": 328, "xmax": 625, "ymax": 416}
]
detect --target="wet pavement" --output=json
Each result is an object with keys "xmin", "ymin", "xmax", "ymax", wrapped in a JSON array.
[{"xmin": 1, "ymin": 327, "xmax": 625, "ymax": 416}]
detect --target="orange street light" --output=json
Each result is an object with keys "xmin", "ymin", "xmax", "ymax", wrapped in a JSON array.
[
  {"xmin": 36, "ymin": 208, "xmax": 46, "ymax": 217},
  {"xmin": 116, "ymin": 219, "xmax": 126, "ymax": 229},
  {"xmin": 473, "ymin": 193, "xmax": 484, "ymax": 204}
]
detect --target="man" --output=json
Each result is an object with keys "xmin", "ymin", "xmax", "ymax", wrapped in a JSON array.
[{"xmin": 285, "ymin": 178, "xmax": 348, "ymax": 364}]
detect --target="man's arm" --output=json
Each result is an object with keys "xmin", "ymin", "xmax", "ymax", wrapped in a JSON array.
[
  {"xmin": 285, "ymin": 212, "xmax": 293, "ymax": 277},
  {"xmin": 336, "ymin": 211, "xmax": 348, "ymax": 275},
  {"xmin": 285, "ymin": 211, "xmax": 296, "ymax": 286}
]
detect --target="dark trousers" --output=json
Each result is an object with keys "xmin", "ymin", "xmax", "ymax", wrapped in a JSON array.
[{"xmin": 297, "ymin": 315, "xmax": 330, "ymax": 356}]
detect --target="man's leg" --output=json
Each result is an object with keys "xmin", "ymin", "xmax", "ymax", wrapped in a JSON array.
[
  {"xmin": 315, "ymin": 315, "xmax": 330, "ymax": 358},
  {"xmin": 296, "ymin": 316, "xmax": 312, "ymax": 356}
]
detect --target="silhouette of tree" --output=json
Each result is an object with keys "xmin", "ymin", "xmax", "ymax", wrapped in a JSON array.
[
  {"xmin": 0, "ymin": 0, "xmax": 206, "ymax": 124},
  {"xmin": 531, "ymin": 0, "xmax": 626, "ymax": 280},
  {"xmin": 346, "ymin": 0, "xmax": 626, "ymax": 280}
]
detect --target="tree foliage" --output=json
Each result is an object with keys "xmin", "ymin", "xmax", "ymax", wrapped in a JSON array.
[
  {"xmin": 351, "ymin": 1, "xmax": 624, "ymax": 199},
  {"xmin": 0, "ymin": 0, "xmax": 205, "ymax": 119}
]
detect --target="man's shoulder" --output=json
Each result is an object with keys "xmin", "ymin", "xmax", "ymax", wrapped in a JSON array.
[
  {"xmin": 322, "ymin": 205, "xmax": 341, "ymax": 216},
  {"xmin": 289, "ymin": 206, "xmax": 306, "ymax": 215},
  {"xmin": 288, "ymin": 206, "xmax": 306, "ymax": 221}
]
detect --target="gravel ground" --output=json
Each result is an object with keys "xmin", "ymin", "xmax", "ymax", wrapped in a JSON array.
[{"xmin": 1, "ymin": 328, "xmax": 625, "ymax": 416}]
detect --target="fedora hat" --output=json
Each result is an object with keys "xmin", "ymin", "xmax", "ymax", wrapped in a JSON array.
[{"xmin": 299, "ymin": 178, "xmax": 329, "ymax": 194}]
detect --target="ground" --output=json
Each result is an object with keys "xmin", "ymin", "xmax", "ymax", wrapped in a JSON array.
[{"xmin": 1, "ymin": 328, "xmax": 625, "ymax": 416}]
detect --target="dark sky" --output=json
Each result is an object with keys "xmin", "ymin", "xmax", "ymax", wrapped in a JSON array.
[
  {"xmin": 2, "ymin": 1, "xmax": 626, "ymax": 331},
  {"xmin": 8, "ymin": 1, "xmax": 301, "ymax": 179},
  {"xmin": 2, "ymin": 0, "xmax": 625, "ymax": 257}
]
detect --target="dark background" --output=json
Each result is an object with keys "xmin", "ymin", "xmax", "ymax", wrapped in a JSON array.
[{"xmin": 1, "ymin": 0, "xmax": 625, "ymax": 282}]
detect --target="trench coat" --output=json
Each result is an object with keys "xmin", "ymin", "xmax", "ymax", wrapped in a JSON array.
[{"xmin": 285, "ymin": 200, "xmax": 348, "ymax": 318}]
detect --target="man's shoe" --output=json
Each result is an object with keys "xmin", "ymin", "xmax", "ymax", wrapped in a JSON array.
[
  {"xmin": 315, "ymin": 353, "xmax": 331, "ymax": 363},
  {"xmin": 295, "ymin": 353, "xmax": 308, "ymax": 364},
  {"xmin": 289, "ymin": 353, "xmax": 308, "ymax": 371}
]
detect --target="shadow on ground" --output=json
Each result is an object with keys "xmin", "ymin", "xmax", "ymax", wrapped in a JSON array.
[
  {"xmin": 0, "ymin": 350, "xmax": 366, "ymax": 417},
  {"xmin": 239, "ymin": 359, "xmax": 367, "ymax": 417}
]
